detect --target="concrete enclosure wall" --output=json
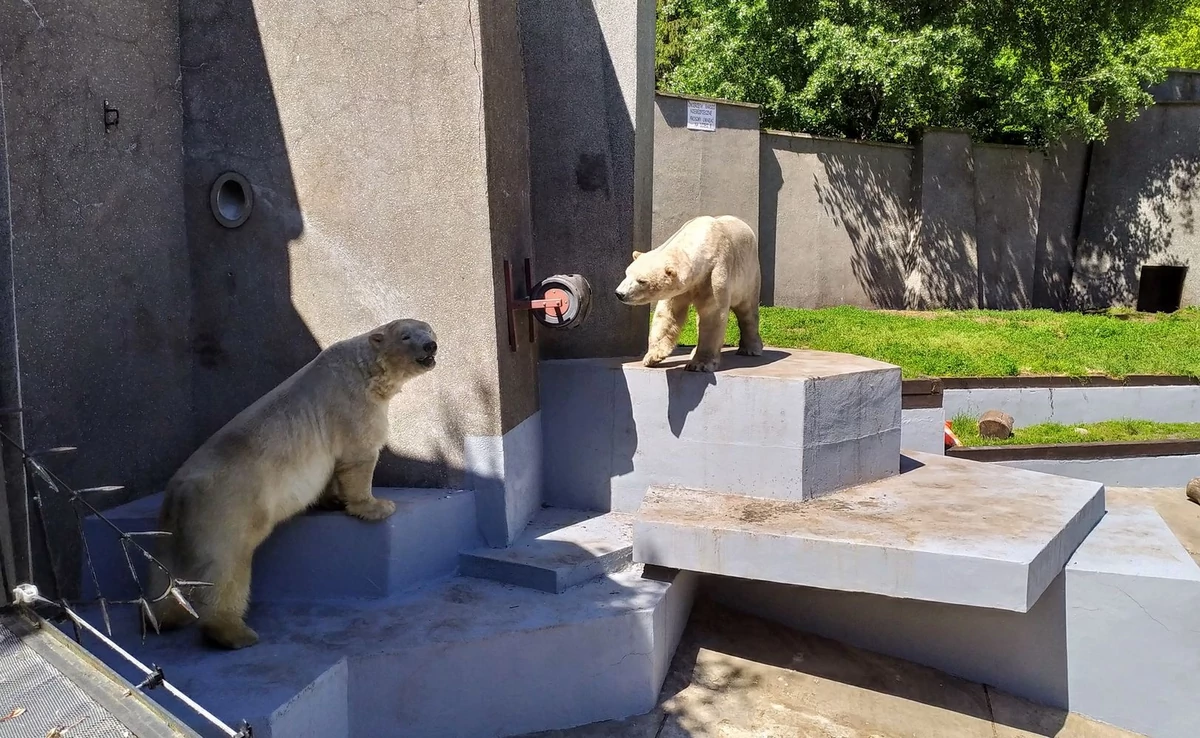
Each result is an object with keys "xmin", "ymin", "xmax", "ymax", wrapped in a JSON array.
[
  {"xmin": 653, "ymin": 72, "xmax": 1200, "ymax": 311},
  {"xmin": 2, "ymin": 0, "xmax": 669, "ymax": 587},
  {"xmin": 651, "ymin": 94, "xmax": 760, "ymax": 250}
]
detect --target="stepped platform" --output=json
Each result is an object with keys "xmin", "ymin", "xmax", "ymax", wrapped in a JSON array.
[
  {"xmin": 703, "ymin": 492, "xmax": 1200, "ymax": 738},
  {"xmin": 82, "ymin": 488, "xmax": 482, "ymax": 601},
  {"xmin": 634, "ymin": 452, "xmax": 1106, "ymax": 612},
  {"xmin": 460, "ymin": 508, "xmax": 634, "ymax": 593},
  {"xmin": 71, "ymin": 566, "xmax": 697, "ymax": 738},
  {"xmin": 540, "ymin": 348, "xmax": 902, "ymax": 512}
]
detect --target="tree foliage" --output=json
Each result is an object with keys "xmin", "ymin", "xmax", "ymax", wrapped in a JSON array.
[
  {"xmin": 656, "ymin": 0, "xmax": 1190, "ymax": 146},
  {"xmin": 1155, "ymin": 0, "xmax": 1200, "ymax": 69}
]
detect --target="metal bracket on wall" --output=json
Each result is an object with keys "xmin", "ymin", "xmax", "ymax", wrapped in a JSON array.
[
  {"xmin": 102, "ymin": 101, "xmax": 119, "ymax": 133},
  {"xmin": 503, "ymin": 259, "xmax": 594, "ymax": 351}
]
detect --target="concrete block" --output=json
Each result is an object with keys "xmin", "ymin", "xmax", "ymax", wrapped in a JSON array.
[
  {"xmin": 81, "ymin": 566, "xmax": 698, "ymax": 738},
  {"xmin": 705, "ymin": 498, "xmax": 1200, "ymax": 738},
  {"xmin": 901, "ymin": 406, "xmax": 946, "ymax": 455},
  {"xmin": 466, "ymin": 410, "xmax": 544, "ymax": 548},
  {"xmin": 460, "ymin": 508, "xmax": 633, "ymax": 593},
  {"xmin": 943, "ymin": 385, "xmax": 1200, "ymax": 426},
  {"xmin": 635, "ymin": 452, "xmax": 1105, "ymax": 612},
  {"xmin": 82, "ymin": 488, "xmax": 482, "ymax": 602},
  {"xmin": 541, "ymin": 348, "xmax": 902, "ymax": 511},
  {"xmin": 999, "ymin": 454, "xmax": 1200, "ymax": 489}
]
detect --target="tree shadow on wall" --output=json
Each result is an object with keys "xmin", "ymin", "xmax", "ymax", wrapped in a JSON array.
[
  {"xmin": 973, "ymin": 145, "xmax": 1045, "ymax": 310},
  {"xmin": 1071, "ymin": 110, "xmax": 1200, "ymax": 310}
]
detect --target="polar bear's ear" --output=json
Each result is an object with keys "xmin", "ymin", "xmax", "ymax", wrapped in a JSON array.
[
  {"xmin": 664, "ymin": 265, "xmax": 677, "ymax": 278},
  {"xmin": 631, "ymin": 250, "xmax": 645, "ymax": 261},
  {"xmin": 369, "ymin": 332, "xmax": 385, "ymax": 347}
]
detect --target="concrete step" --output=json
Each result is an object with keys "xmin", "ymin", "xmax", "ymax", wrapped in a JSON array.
[
  {"xmin": 70, "ymin": 566, "xmax": 697, "ymax": 738},
  {"xmin": 703, "ymin": 493, "xmax": 1200, "ymax": 738},
  {"xmin": 82, "ymin": 488, "xmax": 482, "ymax": 602},
  {"xmin": 540, "ymin": 347, "xmax": 902, "ymax": 512},
  {"xmin": 633, "ymin": 452, "xmax": 1105, "ymax": 613},
  {"xmin": 459, "ymin": 507, "xmax": 634, "ymax": 593}
]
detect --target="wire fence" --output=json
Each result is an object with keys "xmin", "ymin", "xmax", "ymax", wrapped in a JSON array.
[{"xmin": 0, "ymin": 423, "xmax": 251, "ymax": 738}]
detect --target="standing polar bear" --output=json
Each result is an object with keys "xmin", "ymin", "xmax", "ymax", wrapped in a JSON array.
[
  {"xmin": 149, "ymin": 318, "xmax": 438, "ymax": 649},
  {"xmin": 616, "ymin": 215, "xmax": 762, "ymax": 372}
]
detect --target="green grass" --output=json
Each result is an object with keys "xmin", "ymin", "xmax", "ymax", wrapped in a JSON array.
[
  {"xmin": 949, "ymin": 414, "xmax": 1200, "ymax": 447},
  {"xmin": 673, "ymin": 305, "xmax": 1200, "ymax": 379}
]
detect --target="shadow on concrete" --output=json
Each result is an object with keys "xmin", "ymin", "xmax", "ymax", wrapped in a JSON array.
[
  {"xmin": 653, "ymin": 349, "xmax": 787, "ymax": 437},
  {"xmin": 703, "ymin": 577, "xmax": 1072, "ymax": 737},
  {"xmin": 1070, "ymin": 108, "xmax": 1200, "ymax": 310},
  {"xmin": 521, "ymin": 0, "xmax": 649, "ymax": 360},
  {"xmin": 812, "ymin": 147, "xmax": 912, "ymax": 309}
]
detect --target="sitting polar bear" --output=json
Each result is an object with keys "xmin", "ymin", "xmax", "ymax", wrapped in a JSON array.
[
  {"xmin": 148, "ymin": 318, "xmax": 438, "ymax": 649},
  {"xmin": 616, "ymin": 215, "xmax": 762, "ymax": 372}
]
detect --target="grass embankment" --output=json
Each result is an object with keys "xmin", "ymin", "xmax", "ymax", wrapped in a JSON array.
[
  {"xmin": 675, "ymin": 305, "xmax": 1200, "ymax": 379},
  {"xmin": 949, "ymin": 416, "xmax": 1200, "ymax": 447}
]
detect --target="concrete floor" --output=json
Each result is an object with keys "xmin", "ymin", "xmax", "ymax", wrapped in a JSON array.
[{"xmin": 525, "ymin": 486, "xmax": 1200, "ymax": 738}]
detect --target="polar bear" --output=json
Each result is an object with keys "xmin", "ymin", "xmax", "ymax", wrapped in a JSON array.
[
  {"xmin": 616, "ymin": 215, "xmax": 762, "ymax": 372},
  {"xmin": 148, "ymin": 318, "xmax": 438, "ymax": 649}
]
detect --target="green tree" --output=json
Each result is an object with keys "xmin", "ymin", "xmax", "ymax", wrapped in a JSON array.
[
  {"xmin": 1155, "ymin": 0, "xmax": 1200, "ymax": 68},
  {"xmin": 657, "ymin": 0, "xmax": 1189, "ymax": 146}
]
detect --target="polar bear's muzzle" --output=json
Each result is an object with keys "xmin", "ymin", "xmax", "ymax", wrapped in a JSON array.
[{"xmin": 415, "ymin": 340, "xmax": 437, "ymax": 369}]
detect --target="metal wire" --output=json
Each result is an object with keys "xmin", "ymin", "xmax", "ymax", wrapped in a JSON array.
[{"xmin": 0, "ymin": 425, "xmax": 252, "ymax": 737}]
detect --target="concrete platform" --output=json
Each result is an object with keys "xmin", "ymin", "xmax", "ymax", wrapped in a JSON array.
[
  {"xmin": 82, "ymin": 488, "xmax": 482, "ymax": 601},
  {"xmin": 73, "ymin": 566, "xmax": 697, "ymax": 738},
  {"xmin": 520, "ymin": 600, "xmax": 1140, "ymax": 738},
  {"xmin": 459, "ymin": 508, "xmax": 634, "ymax": 593},
  {"xmin": 540, "ymin": 347, "xmax": 902, "ymax": 512},
  {"xmin": 704, "ymin": 492, "xmax": 1200, "ymax": 738},
  {"xmin": 634, "ymin": 452, "xmax": 1106, "ymax": 612}
]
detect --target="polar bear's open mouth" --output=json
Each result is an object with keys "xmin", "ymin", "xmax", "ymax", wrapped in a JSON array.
[{"xmin": 417, "ymin": 355, "xmax": 437, "ymax": 369}]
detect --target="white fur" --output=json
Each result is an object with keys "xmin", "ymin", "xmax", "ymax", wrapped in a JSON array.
[{"xmin": 616, "ymin": 215, "xmax": 762, "ymax": 372}]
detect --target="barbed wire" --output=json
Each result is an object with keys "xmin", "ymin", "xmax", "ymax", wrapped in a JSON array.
[{"xmin": 0, "ymin": 421, "xmax": 252, "ymax": 738}]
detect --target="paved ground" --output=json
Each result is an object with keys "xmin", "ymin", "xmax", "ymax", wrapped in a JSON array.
[{"xmin": 525, "ymin": 486, "xmax": 1200, "ymax": 738}]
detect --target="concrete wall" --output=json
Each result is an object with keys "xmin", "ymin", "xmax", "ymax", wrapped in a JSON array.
[
  {"xmin": 520, "ymin": 0, "xmax": 657, "ymax": 360},
  {"xmin": 180, "ymin": 0, "xmax": 540, "ymax": 546},
  {"xmin": 651, "ymin": 94, "xmax": 760, "ymax": 249},
  {"xmin": 1071, "ymin": 100, "xmax": 1200, "ymax": 310},
  {"xmin": 974, "ymin": 144, "xmax": 1044, "ymax": 310},
  {"xmin": 760, "ymin": 132, "xmax": 913, "ymax": 309},
  {"xmin": 652, "ymin": 74, "xmax": 1200, "ymax": 313},
  {"xmin": 0, "ymin": 0, "xmax": 193, "ymax": 592}
]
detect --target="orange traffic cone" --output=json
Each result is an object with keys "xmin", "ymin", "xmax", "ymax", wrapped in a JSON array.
[{"xmin": 944, "ymin": 420, "xmax": 962, "ymax": 449}]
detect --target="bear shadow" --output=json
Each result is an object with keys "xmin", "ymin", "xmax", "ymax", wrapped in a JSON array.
[{"xmin": 660, "ymin": 348, "xmax": 788, "ymax": 437}]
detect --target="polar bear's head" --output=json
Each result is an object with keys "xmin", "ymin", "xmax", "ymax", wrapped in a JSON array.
[
  {"xmin": 369, "ymin": 318, "xmax": 439, "ymax": 377},
  {"xmin": 614, "ymin": 249, "xmax": 686, "ymax": 306}
]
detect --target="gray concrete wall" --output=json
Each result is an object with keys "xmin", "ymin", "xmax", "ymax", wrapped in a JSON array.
[
  {"xmin": 1149, "ymin": 69, "xmax": 1200, "ymax": 102},
  {"xmin": 998, "ymin": 455, "xmax": 1200, "ymax": 488},
  {"xmin": 974, "ymin": 144, "xmax": 1044, "ymax": 310},
  {"xmin": 944, "ymin": 385, "xmax": 1200, "ymax": 426},
  {"xmin": 762, "ymin": 132, "xmax": 913, "ymax": 308},
  {"xmin": 651, "ymin": 94, "xmax": 760, "ymax": 249},
  {"xmin": 1032, "ymin": 138, "xmax": 1090, "ymax": 308},
  {"xmin": 907, "ymin": 129, "xmax": 980, "ymax": 309},
  {"xmin": 181, "ymin": 0, "xmax": 540, "ymax": 545},
  {"xmin": 520, "ymin": 0, "xmax": 657, "ymax": 359},
  {"xmin": 0, "ymin": 0, "xmax": 193, "ymax": 594},
  {"xmin": 1071, "ymin": 100, "xmax": 1200, "ymax": 310}
]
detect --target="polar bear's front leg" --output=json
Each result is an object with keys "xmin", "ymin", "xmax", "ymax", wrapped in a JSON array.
[
  {"xmin": 689, "ymin": 304, "xmax": 728, "ymax": 372},
  {"xmin": 336, "ymin": 454, "xmax": 397, "ymax": 521},
  {"xmin": 644, "ymin": 297, "xmax": 690, "ymax": 367}
]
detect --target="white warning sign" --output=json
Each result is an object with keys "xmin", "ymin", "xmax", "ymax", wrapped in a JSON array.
[{"xmin": 686, "ymin": 100, "xmax": 717, "ymax": 132}]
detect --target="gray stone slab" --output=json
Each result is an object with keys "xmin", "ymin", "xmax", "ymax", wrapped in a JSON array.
[
  {"xmin": 705, "ymin": 495, "xmax": 1200, "ymax": 738},
  {"xmin": 634, "ymin": 452, "xmax": 1106, "ymax": 612},
  {"xmin": 1000, "ymin": 454, "xmax": 1200, "ymax": 489},
  {"xmin": 541, "ymin": 348, "xmax": 902, "ymax": 512},
  {"xmin": 902, "ymin": 406, "xmax": 946, "ymax": 455},
  {"xmin": 76, "ymin": 566, "xmax": 697, "ymax": 738},
  {"xmin": 944, "ymin": 385, "xmax": 1200, "ymax": 426},
  {"xmin": 82, "ymin": 488, "xmax": 482, "ymax": 602},
  {"xmin": 460, "ymin": 508, "xmax": 634, "ymax": 593}
]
